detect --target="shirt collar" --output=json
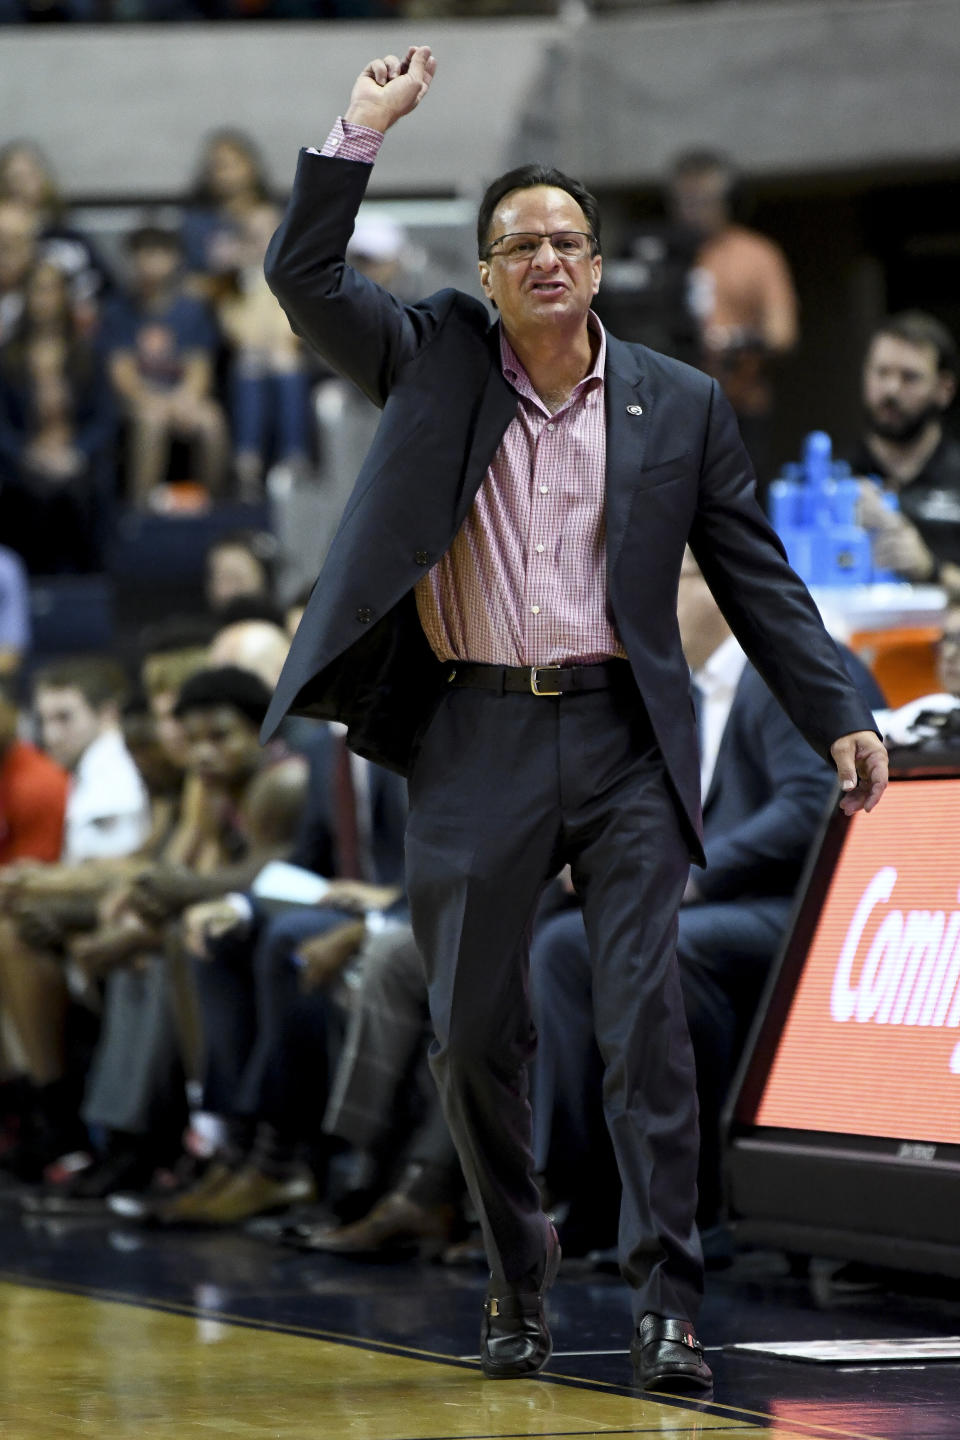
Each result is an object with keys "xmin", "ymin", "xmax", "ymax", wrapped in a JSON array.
[
  {"xmin": 693, "ymin": 633, "xmax": 746, "ymax": 698},
  {"xmin": 499, "ymin": 310, "xmax": 606, "ymax": 406}
]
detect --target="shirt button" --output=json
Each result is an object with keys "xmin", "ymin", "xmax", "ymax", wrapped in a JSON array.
[
  {"xmin": 535, "ymin": 544, "xmax": 545, "ymax": 554},
  {"xmin": 540, "ymin": 485, "xmax": 549, "ymax": 495},
  {"xmin": 546, "ymin": 423, "xmax": 555, "ymax": 432},
  {"xmin": 531, "ymin": 605, "xmax": 541, "ymax": 615}
]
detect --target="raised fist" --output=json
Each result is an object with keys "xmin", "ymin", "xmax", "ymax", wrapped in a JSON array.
[{"xmin": 345, "ymin": 45, "xmax": 437, "ymax": 134}]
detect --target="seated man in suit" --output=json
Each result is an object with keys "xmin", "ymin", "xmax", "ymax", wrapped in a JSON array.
[{"xmin": 529, "ymin": 550, "xmax": 885, "ymax": 1248}]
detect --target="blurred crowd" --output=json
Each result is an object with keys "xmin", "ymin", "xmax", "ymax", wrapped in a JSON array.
[
  {"xmin": 1, "ymin": 117, "xmax": 959, "ymax": 1270},
  {"xmin": 1, "ymin": 0, "xmax": 569, "ymax": 23},
  {"xmin": 0, "ymin": 133, "xmax": 338, "ymax": 574}
]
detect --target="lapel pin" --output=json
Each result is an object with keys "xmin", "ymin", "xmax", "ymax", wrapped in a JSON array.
[{"xmin": 626, "ymin": 404, "xmax": 643, "ymax": 416}]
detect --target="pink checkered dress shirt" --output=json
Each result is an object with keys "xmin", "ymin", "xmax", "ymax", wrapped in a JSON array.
[{"xmin": 317, "ymin": 120, "xmax": 626, "ymax": 667}]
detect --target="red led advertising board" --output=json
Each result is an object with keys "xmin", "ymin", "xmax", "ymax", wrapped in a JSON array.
[{"xmin": 753, "ymin": 777, "xmax": 960, "ymax": 1145}]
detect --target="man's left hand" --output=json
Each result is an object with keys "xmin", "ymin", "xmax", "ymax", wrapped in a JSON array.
[{"xmin": 830, "ymin": 731, "xmax": 889, "ymax": 815}]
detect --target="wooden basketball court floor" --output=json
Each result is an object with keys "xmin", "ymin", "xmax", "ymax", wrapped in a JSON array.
[{"xmin": 0, "ymin": 1206, "xmax": 957, "ymax": 1440}]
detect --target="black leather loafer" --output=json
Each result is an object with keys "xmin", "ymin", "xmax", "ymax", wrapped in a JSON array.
[
  {"xmin": 631, "ymin": 1313, "xmax": 714, "ymax": 1396},
  {"xmin": 480, "ymin": 1223, "xmax": 561, "ymax": 1378}
]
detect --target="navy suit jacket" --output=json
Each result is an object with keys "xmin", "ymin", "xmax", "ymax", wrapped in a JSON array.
[
  {"xmin": 290, "ymin": 724, "xmax": 407, "ymax": 887},
  {"xmin": 261, "ymin": 151, "xmax": 877, "ymax": 860},
  {"xmin": 698, "ymin": 648, "xmax": 884, "ymax": 903}
]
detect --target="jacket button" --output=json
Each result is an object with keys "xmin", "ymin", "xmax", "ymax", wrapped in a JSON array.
[
  {"xmin": 414, "ymin": 550, "xmax": 430, "ymax": 566},
  {"xmin": 355, "ymin": 606, "xmax": 373, "ymax": 624}
]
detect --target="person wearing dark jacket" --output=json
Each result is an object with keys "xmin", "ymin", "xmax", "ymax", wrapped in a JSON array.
[
  {"xmin": 258, "ymin": 44, "xmax": 887, "ymax": 1396},
  {"xmin": 0, "ymin": 259, "xmax": 116, "ymax": 572}
]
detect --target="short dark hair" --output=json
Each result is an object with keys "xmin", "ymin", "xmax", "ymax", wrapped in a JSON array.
[
  {"xmin": 872, "ymin": 311, "xmax": 958, "ymax": 378},
  {"xmin": 213, "ymin": 595, "xmax": 287, "ymax": 631},
  {"xmin": 126, "ymin": 225, "xmax": 182, "ymax": 256},
  {"xmin": 173, "ymin": 665, "xmax": 271, "ymax": 730},
  {"xmin": 477, "ymin": 164, "xmax": 601, "ymax": 258},
  {"xmin": 33, "ymin": 656, "xmax": 129, "ymax": 712},
  {"xmin": 669, "ymin": 148, "xmax": 736, "ymax": 184},
  {"xmin": 138, "ymin": 615, "xmax": 218, "ymax": 657}
]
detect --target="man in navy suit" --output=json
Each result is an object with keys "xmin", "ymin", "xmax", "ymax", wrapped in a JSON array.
[
  {"xmin": 260, "ymin": 45, "xmax": 888, "ymax": 1395},
  {"xmin": 529, "ymin": 551, "xmax": 886, "ymax": 1250}
]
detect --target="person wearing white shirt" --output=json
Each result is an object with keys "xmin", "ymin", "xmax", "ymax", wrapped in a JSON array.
[
  {"xmin": 0, "ymin": 658, "xmax": 150, "ymax": 1180},
  {"xmin": 32, "ymin": 657, "xmax": 151, "ymax": 862}
]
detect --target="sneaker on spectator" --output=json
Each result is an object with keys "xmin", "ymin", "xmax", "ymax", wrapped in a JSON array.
[{"xmin": 22, "ymin": 1146, "xmax": 155, "ymax": 1215}]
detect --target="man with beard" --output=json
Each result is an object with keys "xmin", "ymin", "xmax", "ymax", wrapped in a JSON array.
[{"xmin": 848, "ymin": 311, "xmax": 960, "ymax": 598}]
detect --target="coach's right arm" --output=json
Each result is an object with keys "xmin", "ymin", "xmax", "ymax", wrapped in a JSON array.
[{"xmin": 264, "ymin": 45, "xmax": 439, "ymax": 407}]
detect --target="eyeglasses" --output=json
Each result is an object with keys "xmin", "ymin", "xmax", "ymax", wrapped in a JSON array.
[{"xmin": 483, "ymin": 231, "xmax": 596, "ymax": 263}]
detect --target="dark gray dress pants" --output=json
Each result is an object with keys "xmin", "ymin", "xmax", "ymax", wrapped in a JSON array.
[{"xmin": 404, "ymin": 674, "xmax": 704, "ymax": 1322}]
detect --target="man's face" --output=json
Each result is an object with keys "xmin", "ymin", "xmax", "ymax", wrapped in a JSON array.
[
  {"xmin": 123, "ymin": 712, "xmax": 180, "ymax": 795},
  {"xmin": 34, "ymin": 686, "xmax": 103, "ymax": 771},
  {"xmin": 937, "ymin": 607, "xmax": 960, "ymax": 696},
  {"xmin": 863, "ymin": 334, "xmax": 955, "ymax": 443},
  {"xmin": 132, "ymin": 244, "xmax": 180, "ymax": 293},
  {"xmin": 206, "ymin": 545, "xmax": 268, "ymax": 612},
  {"xmin": 181, "ymin": 705, "xmax": 260, "ymax": 785},
  {"xmin": 478, "ymin": 185, "xmax": 601, "ymax": 340}
]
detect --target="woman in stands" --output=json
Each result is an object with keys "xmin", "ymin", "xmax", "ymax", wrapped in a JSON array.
[
  {"xmin": 0, "ymin": 259, "xmax": 116, "ymax": 572},
  {"xmin": 182, "ymin": 130, "xmax": 311, "ymax": 501},
  {"xmin": 0, "ymin": 141, "xmax": 113, "ymax": 336}
]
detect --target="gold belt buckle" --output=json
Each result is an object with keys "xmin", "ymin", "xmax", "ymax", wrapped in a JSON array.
[{"xmin": 530, "ymin": 666, "xmax": 562, "ymax": 696}]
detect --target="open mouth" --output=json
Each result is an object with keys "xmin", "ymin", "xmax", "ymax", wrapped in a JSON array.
[{"xmin": 528, "ymin": 281, "xmax": 567, "ymax": 296}]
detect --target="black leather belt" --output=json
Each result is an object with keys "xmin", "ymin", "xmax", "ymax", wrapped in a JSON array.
[{"xmin": 444, "ymin": 659, "xmax": 630, "ymax": 696}]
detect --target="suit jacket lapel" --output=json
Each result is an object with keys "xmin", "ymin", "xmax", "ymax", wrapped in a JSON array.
[{"xmin": 604, "ymin": 335, "xmax": 649, "ymax": 576}]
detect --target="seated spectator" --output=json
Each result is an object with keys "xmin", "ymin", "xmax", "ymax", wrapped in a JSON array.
[
  {"xmin": 0, "ymin": 543, "xmax": 30, "ymax": 676},
  {"xmin": 33, "ymin": 657, "xmax": 151, "ymax": 865},
  {"xmin": 205, "ymin": 529, "xmax": 278, "ymax": 618},
  {"xmin": 283, "ymin": 917, "xmax": 464, "ymax": 1258},
  {"xmin": 0, "ymin": 657, "xmax": 150, "ymax": 1178},
  {"xmin": 0, "ymin": 259, "xmax": 117, "ymax": 573},
  {"xmin": 847, "ymin": 312, "xmax": 960, "ymax": 599},
  {"xmin": 101, "ymin": 225, "xmax": 228, "ymax": 509},
  {"xmin": 0, "ymin": 678, "xmax": 69, "ymax": 865},
  {"xmin": 183, "ymin": 130, "xmax": 310, "ymax": 499},
  {"xmin": 118, "ymin": 666, "xmax": 307, "ymax": 929},
  {"xmin": 208, "ymin": 612, "xmax": 290, "ymax": 691},
  {"xmin": 0, "ymin": 141, "xmax": 113, "ymax": 334},
  {"xmin": 27, "ymin": 665, "xmax": 310, "ymax": 1209},
  {"xmin": 148, "ymin": 723, "xmax": 406, "ymax": 1227},
  {"xmin": 527, "ymin": 551, "xmax": 885, "ymax": 1255},
  {"xmin": 0, "ymin": 199, "xmax": 38, "ymax": 347}
]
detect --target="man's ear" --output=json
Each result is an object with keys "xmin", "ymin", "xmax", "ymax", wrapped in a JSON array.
[
  {"xmin": 478, "ymin": 258, "xmax": 493, "ymax": 300},
  {"xmin": 936, "ymin": 371, "xmax": 957, "ymax": 410},
  {"xmin": 591, "ymin": 253, "xmax": 602, "ymax": 298}
]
